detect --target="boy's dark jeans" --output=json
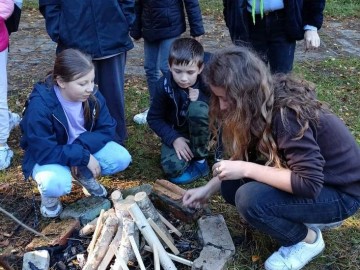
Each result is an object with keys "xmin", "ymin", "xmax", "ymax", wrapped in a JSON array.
[
  {"xmin": 248, "ymin": 10, "xmax": 296, "ymax": 74},
  {"xmin": 221, "ymin": 179, "xmax": 360, "ymax": 246},
  {"xmin": 161, "ymin": 101, "xmax": 209, "ymax": 178}
]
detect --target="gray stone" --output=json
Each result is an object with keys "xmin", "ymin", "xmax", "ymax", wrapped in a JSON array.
[
  {"xmin": 22, "ymin": 250, "xmax": 50, "ymax": 270},
  {"xmin": 121, "ymin": 183, "xmax": 153, "ymax": 198},
  {"xmin": 192, "ymin": 246, "xmax": 233, "ymax": 270},
  {"xmin": 194, "ymin": 214, "xmax": 235, "ymax": 270},
  {"xmin": 60, "ymin": 196, "xmax": 111, "ymax": 225}
]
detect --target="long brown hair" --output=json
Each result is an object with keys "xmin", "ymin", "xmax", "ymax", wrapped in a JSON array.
[
  {"xmin": 203, "ymin": 46, "xmax": 326, "ymax": 167},
  {"xmin": 52, "ymin": 48, "xmax": 99, "ymax": 123}
]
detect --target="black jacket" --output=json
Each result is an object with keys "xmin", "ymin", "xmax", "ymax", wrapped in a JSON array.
[
  {"xmin": 223, "ymin": 0, "xmax": 325, "ymax": 43},
  {"xmin": 130, "ymin": 0, "xmax": 204, "ymax": 42},
  {"xmin": 147, "ymin": 72, "xmax": 209, "ymax": 147},
  {"xmin": 39, "ymin": 0, "xmax": 135, "ymax": 58}
]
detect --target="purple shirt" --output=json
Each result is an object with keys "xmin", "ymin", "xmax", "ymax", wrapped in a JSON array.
[{"xmin": 54, "ymin": 86, "xmax": 86, "ymax": 144}]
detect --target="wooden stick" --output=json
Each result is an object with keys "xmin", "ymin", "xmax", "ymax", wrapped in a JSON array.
[
  {"xmin": 144, "ymin": 245, "xmax": 193, "ymax": 267},
  {"xmin": 98, "ymin": 220, "xmax": 123, "ymax": 270},
  {"xmin": 135, "ymin": 192, "xmax": 174, "ymax": 243},
  {"xmin": 157, "ymin": 211, "xmax": 182, "ymax": 237},
  {"xmin": 153, "ymin": 244, "xmax": 160, "ymax": 270},
  {"xmin": 147, "ymin": 218, "xmax": 180, "ymax": 255},
  {"xmin": 83, "ymin": 212, "xmax": 118, "ymax": 270},
  {"xmin": 111, "ymin": 246, "xmax": 130, "ymax": 270},
  {"xmin": 129, "ymin": 235, "xmax": 146, "ymax": 270},
  {"xmin": 127, "ymin": 202, "xmax": 177, "ymax": 270},
  {"xmin": 87, "ymin": 209, "xmax": 105, "ymax": 254}
]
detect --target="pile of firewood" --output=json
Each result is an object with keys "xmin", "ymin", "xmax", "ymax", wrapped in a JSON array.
[{"xmin": 79, "ymin": 184, "xmax": 195, "ymax": 270}]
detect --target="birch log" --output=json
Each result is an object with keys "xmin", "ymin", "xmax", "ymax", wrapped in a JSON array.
[
  {"xmin": 134, "ymin": 191, "xmax": 174, "ymax": 243},
  {"xmin": 127, "ymin": 202, "xmax": 177, "ymax": 270},
  {"xmin": 111, "ymin": 190, "xmax": 138, "ymax": 263},
  {"xmin": 83, "ymin": 212, "xmax": 119, "ymax": 270}
]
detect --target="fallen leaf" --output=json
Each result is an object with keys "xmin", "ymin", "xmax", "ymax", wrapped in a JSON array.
[{"xmin": 251, "ymin": 255, "xmax": 260, "ymax": 262}]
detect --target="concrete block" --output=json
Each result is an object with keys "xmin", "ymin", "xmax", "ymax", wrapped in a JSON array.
[
  {"xmin": 197, "ymin": 214, "xmax": 235, "ymax": 252},
  {"xmin": 192, "ymin": 245, "xmax": 233, "ymax": 270},
  {"xmin": 60, "ymin": 196, "xmax": 111, "ymax": 225},
  {"xmin": 22, "ymin": 250, "xmax": 50, "ymax": 270},
  {"xmin": 25, "ymin": 219, "xmax": 80, "ymax": 251},
  {"xmin": 193, "ymin": 214, "xmax": 235, "ymax": 270}
]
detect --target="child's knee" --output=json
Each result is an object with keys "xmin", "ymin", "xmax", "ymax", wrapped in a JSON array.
[
  {"xmin": 34, "ymin": 167, "xmax": 72, "ymax": 197},
  {"xmin": 99, "ymin": 142, "xmax": 132, "ymax": 175},
  {"xmin": 188, "ymin": 101, "xmax": 209, "ymax": 118}
]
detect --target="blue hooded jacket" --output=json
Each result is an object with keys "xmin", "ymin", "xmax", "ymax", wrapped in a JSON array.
[
  {"xmin": 20, "ymin": 80, "xmax": 117, "ymax": 179},
  {"xmin": 39, "ymin": 0, "xmax": 135, "ymax": 58}
]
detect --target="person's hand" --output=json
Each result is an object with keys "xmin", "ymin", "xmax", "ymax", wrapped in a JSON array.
[
  {"xmin": 212, "ymin": 160, "xmax": 245, "ymax": 181},
  {"xmin": 173, "ymin": 137, "xmax": 193, "ymax": 162},
  {"xmin": 304, "ymin": 30, "xmax": 320, "ymax": 51},
  {"xmin": 182, "ymin": 185, "xmax": 212, "ymax": 208},
  {"xmin": 87, "ymin": 154, "xmax": 101, "ymax": 179},
  {"xmin": 188, "ymin": 87, "xmax": 199, "ymax": 101}
]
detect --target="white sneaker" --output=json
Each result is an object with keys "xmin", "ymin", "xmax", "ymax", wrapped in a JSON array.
[
  {"xmin": 9, "ymin": 111, "xmax": 21, "ymax": 132},
  {"xmin": 0, "ymin": 144, "xmax": 14, "ymax": 170},
  {"xmin": 305, "ymin": 221, "xmax": 343, "ymax": 231},
  {"xmin": 133, "ymin": 109, "xmax": 149, "ymax": 125},
  {"xmin": 40, "ymin": 196, "xmax": 63, "ymax": 218},
  {"xmin": 265, "ymin": 227, "xmax": 325, "ymax": 270}
]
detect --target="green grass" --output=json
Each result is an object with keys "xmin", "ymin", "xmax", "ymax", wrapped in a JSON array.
[{"xmin": 199, "ymin": 0, "xmax": 360, "ymax": 18}]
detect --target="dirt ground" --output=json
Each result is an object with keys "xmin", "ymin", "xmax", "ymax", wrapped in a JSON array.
[{"xmin": 1, "ymin": 8, "xmax": 360, "ymax": 269}]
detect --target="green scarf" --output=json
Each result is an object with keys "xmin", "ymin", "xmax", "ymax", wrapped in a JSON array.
[{"xmin": 252, "ymin": 0, "xmax": 264, "ymax": 25}]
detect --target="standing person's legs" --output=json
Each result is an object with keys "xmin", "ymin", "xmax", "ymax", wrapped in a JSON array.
[
  {"xmin": 0, "ymin": 49, "xmax": 12, "ymax": 170},
  {"xmin": 94, "ymin": 54, "xmax": 127, "ymax": 144},
  {"xmin": 144, "ymin": 40, "xmax": 162, "ymax": 101},
  {"xmin": 248, "ymin": 11, "xmax": 295, "ymax": 74}
]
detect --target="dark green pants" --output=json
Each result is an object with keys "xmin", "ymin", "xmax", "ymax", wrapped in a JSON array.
[{"xmin": 161, "ymin": 101, "xmax": 209, "ymax": 178}]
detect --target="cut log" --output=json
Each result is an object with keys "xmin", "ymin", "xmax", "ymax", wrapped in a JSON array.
[
  {"xmin": 127, "ymin": 202, "xmax": 177, "ymax": 270},
  {"xmin": 83, "ymin": 212, "xmax": 119, "ymax": 270},
  {"xmin": 111, "ymin": 190, "xmax": 138, "ymax": 263},
  {"xmin": 87, "ymin": 209, "xmax": 105, "ymax": 254},
  {"xmin": 134, "ymin": 192, "xmax": 174, "ymax": 244},
  {"xmin": 79, "ymin": 208, "xmax": 114, "ymax": 237},
  {"xmin": 154, "ymin": 179, "xmax": 186, "ymax": 198},
  {"xmin": 144, "ymin": 245, "xmax": 193, "ymax": 267},
  {"xmin": 111, "ymin": 250, "xmax": 129, "ymax": 270},
  {"xmin": 97, "ymin": 218, "xmax": 123, "ymax": 270}
]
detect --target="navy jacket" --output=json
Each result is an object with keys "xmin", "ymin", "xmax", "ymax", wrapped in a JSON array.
[
  {"xmin": 39, "ymin": 0, "xmax": 135, "ymax": 58},
  {"xmin": 272, "ymin": 109, "xmax": 360, "ymax": 199},
  {"xmin": 130, "ymin": 0, "xmax": 204, "ymax": 42},
  {"xmin": 223, "ymin": 0, "xmax": 325, "ymax": 43},
  {"xmin": 20, "ymin": 80, "xmax": 117, "ymax": 179},
  {"xmin": 147, "ymin": 72, "xmax": 209, "ymax": 147}
]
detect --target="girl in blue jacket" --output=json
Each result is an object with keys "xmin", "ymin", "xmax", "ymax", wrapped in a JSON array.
[{"xmin": 20, "ymin": 49, "xmax": 132, "ymax": 218}]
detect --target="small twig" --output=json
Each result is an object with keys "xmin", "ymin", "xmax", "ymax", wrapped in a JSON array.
[{"xmin": 0, "ymin": 205, "xmax": 48, "ymax": 239}]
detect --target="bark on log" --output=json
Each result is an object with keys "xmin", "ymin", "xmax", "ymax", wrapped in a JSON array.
[
  {"xmin": 134, "ymin": 192, "xmax": 174, "ymax": 244},
  {"xmin": 98, "ymin": 218, "xmax": 124, "ymax": 270},
  {"xmin": 127, "ymin": 202, "xmax": 177, "ymax": 270},
  {"xmin": 79, "ymin": 209, "xmax": 114, "ymax": 237},
  {"xmin": 83, "ymin": 212, "xmax": 119, "ymax": 270},
  {"xmin": 87, "ymin": 209, "xmax": 105, "ymax": 254},
  {"xmin": 111, "ymin": 190, "xmax": 138, "ymax": 263}
]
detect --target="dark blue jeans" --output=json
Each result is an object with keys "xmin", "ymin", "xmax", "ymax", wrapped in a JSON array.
[
  {"xmin": 248, "ymin": 10, "xmax": 296, "ymax": 74},
  {"xmin": 94, "ymin": 53, "xmax": 127, "ymax": 144},
  {"xmin": 221, "ymin": 179, "xmax": 360, "ymax": 246}
]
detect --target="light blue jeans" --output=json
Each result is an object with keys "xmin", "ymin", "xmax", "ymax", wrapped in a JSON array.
[
  {"xmin": 144, "ymin": 37, "xmax": 178, "ymax": 101},
  {"xmin": 32, "ymin": 141, "xmax": 131, "ymax": 197}
]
